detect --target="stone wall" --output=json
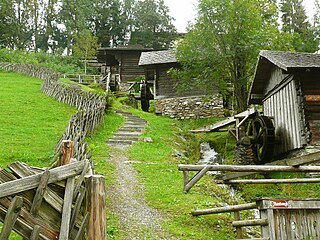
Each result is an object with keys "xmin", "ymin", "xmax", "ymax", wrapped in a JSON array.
[{"xmin": 155, "ymin": 95, "xmax": 225, "ymax": 119}]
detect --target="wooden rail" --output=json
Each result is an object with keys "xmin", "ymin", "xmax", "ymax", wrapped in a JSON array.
[
  {"xmin": 191, "ymin": 202, "xmax": 257, "ymax": 216},
  {"xmin": 179, "ymin": 163, "xmax": 320, "ymax": 192},
  {"xmin": 63, "ymin": 74, "xmax": 102, "ymax": 85}
]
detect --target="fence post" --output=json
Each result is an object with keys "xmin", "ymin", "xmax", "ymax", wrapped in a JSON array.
[
  {"xmin": 234, "ymin": 211, "xmax": 243, "ymax": 238},
  {"xmin": 86, "ymin": 175, "xmax": 106, "ymax": 240},
  {"xmin": 60, "ymin": 140, "xmax": 74, "ymax": 166}
]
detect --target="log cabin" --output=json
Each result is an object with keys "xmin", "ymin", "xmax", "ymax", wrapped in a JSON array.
[{"xmin": 97, "ymin": 45, "xmax": 152, "ymax": 91}]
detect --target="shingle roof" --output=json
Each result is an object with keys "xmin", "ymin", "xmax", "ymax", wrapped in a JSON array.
[
  {"xmin": 259, "ymin": 50, "xmax": 320, "ymax": 71},
  {"xmin": 249, "ymin": 50, "xmax": 320, "ymax": 104},
  {"xmin": 139, "ymin": 49, "xmax": 177, "ymax": 66}
]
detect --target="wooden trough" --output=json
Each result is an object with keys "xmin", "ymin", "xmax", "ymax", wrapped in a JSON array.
[{"xmin": 0, "ymin": 141, "xmax": 106, "ymax": 240}]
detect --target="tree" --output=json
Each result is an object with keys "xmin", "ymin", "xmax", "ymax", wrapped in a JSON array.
[
  {"xmin": 175, "ymin": 0, "xmax": 283, "ymax": 112},
  {"xmin": 280, "ymin": 0, "xmax": 318, "ymax": 52},
  {"xmin": 0, "ymin": 0, "xmax": 17, "ymax": 48},
  {"xmin": 58, "ymin": 0, "xmax": 95, "ymax": 54},
  {"xmin": 94, "ymin": 0, "xmax": 135, "ymax": 47},
  {"xmin": 72, "ymin": 29, "xmax": 99, "ymax": 74},
  {"xmin": 130, "ymin": 0, "xmax": 177, "ymax": 49}
]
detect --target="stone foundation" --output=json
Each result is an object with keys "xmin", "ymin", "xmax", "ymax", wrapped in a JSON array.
[{"xmin": 155, "ymin": 95, "xmax": 225, "ymax": 119}]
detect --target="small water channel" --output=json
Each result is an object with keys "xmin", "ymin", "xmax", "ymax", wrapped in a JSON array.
[{"xmin": 199, "ymin": 142, "xmax": 219, "ymax": 164}]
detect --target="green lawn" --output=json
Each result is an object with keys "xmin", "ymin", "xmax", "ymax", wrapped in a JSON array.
[{"xmin": 0, "ymin": 70, "xmax": 76, "ymax": 167}]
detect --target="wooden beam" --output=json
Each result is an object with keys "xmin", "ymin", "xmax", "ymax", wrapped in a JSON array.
[
  {"xmin": 86, "ymin": 175, "xmax": 106, "ymax": 240},
  {"xmin": 74, "ymin": 213, "xmax": 89, "ymax": 240},
  {"xmin": 184, "ymin": 166, "xmax": 211, "ymax": 192},
  {"xmin": 0, "ymin": 160, "xmax": 87, "ymax": 199},
  {"xmin": 178, "ymin": 164, "xmax": 320, "ymax": 172},
  {"xmin": 191, "ymin": 202, "xmax": 257, "ymax": 216},
  {"xmin": 70, "ymin": 187, "xmax": 86, "ymax": 230},
  {"xmin": 60, "ymin": 140, "xmax": 74, "ymax": 166},
  {"xmin": 7, "ymin": 162, "xmax": 64, "ymax": 213},
  {"xmin": 234, "ymin": 211, "xmax": 243, "ymax": 239},
  {"xmin": 59, "ymin": 177, "xmax": 75, "ymax": 240},
  {"xmin": 232, "ymin": 218, "xmax": 268, "ymax": 227},
  {"xmin": 30, "ymin": 170, "xmax": 50, "ymax": 216},
  {"xmin": 30, "ymin": 225, "xmax": 40, "ymax": 240},
  {"xmin": 73, "ymin": 161, "xmax": 90, "ymax": 198},
  {"xmin": 223, "ymin": 151, "xmax": 320, "ymax": 180},
  {"xmin": 223, "ymin": 178, "xmax": 320, "ymax": 184},
  {"xmin": 0, "ymin": 196, "xmax": 23, "ymax": 240}
]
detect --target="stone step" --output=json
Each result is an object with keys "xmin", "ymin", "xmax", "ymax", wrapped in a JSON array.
[
  {"xmin": 112, "ymin": 136, "xmax": 139, "ymax": 141},
  {"xmin": 116, "ymin": 131, "xmax": 143, "ymax": 136},
  {"xmin": 106, "ymin": 139, "xmax": 134, "ymax": 145},
  {"xmin": 119, "ymin": 126, "xmax": 144, "ymax": 132}
]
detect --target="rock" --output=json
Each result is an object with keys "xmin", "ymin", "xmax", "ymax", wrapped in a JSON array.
[{"xmin": 143, "ymin": 137, "xmax": 153, "ymax": 143}]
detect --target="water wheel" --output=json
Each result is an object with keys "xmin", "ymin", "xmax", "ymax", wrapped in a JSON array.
[
  {"xmin": 140, "ymin": 82, "xmax": 150, "ymax": 112},
  {"xmin": 246, "ymin": 116, "xmax": 275, "ymax": 164}
]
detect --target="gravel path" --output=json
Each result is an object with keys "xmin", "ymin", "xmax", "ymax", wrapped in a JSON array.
[{"xmin": 107, "ymin": 111, "xmax": 174, "ymax": 239}]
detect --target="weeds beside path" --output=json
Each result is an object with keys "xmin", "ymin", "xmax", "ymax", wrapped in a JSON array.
[{"xmin": 108, "ymin": 146, "xmax": 174, "ymax": 239}]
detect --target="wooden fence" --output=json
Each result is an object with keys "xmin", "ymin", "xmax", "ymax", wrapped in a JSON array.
[
  {"xmin": 184, "ymin": 159, "xmax": 320, "ymax": 239},
  {"xmin": 0, "ymin": 140, "xmax": 106, "ymax": 239},
  {"xmin": 62, "ymin": 74, "xmax": 103, "ymax": 86}
]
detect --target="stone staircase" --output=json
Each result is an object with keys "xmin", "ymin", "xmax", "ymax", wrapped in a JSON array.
[{"xmin": 107, "ymin": 110, "xmax": 147, "ymax": 146}]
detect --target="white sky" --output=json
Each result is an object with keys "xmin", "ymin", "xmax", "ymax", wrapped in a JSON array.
[{"xmin": 164, "ymin": 0, "xmax": 317, "ymax": 33}]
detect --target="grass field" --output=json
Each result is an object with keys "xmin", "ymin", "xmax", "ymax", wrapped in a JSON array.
[{"xmin": 0, "ymin": 70, "xmax": 76, "ymax": 167}]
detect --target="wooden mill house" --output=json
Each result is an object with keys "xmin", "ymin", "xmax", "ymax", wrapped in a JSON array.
[
  {"xmin": 249, "ymin": 50, "xmax": 320, "ymax": 157},
  {"xmin": 97, "ymin": 45, "xmax": 152, "ymax": 91},
  {"xmin": 139, "ymin": 49, "xmax": 224, "ymax": 119}
]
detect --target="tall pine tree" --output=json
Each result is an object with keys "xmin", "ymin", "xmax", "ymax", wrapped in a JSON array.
[{"xmin": 280, "ymin": 0, "xmax": 318, "ymax": 52}]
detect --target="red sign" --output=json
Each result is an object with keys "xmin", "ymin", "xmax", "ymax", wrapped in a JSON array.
[{"xmin": 271, "ymin": 200, "xmax": 288, "ymax": 208}]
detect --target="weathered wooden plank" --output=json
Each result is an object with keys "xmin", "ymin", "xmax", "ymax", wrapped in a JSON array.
[
  {"xmin": 86, "ymin": 175, "xmax": 106, "ymax": 240},
  {"xmin": 0, "ymin": 160, "xmax": 87, "ymax": 199},
  {"xmin": 0, "ymin": 204, "xmax": 46, "ymax": 240},
  {"xmin": 0, "ymin": 196, "xmax": 23, "ymax": 240},
  {"xmin": 0, "ymin": 197, "xmax": 58, "ymax": 239},
  {"xmin": 73, "ymin": 161, "xmax": 90, "ymax": 198},
  {"xmin": 178, "ymin": 164, "xmax": 320, "ymax": 172},
  {"xmin": 232, "ymin": 218, "xmax": 268, "ymax": 227},
  {"xmin": 30, "ymin": 170, "xmax": 50, "ymax": 216},
  {"xmin": 234, "ymin": 211, "xmax": 243, "ymax": 239},
  {"xmin": 59, "ymin": 177, "xmax": 75, "ymax": 240},
  {"xmin": 60, "ymin": 140, "xmax": 74, "ymax": 166},
  {"xmin": 74, "ymin": 213, "xmax": 89, "ymax": 240},
  {"xmin": 30, "ymin": 225, "xmax": 41, "ymax": 240},
  {"xmin": 222, "ymin": 151, "xmax": 320, "ymax": 180},
  {"xmin": 184, "ymin": 166, "xmax": 211, "ymax": 192},
  {"xmin": 191, "ymin": 202, "xmax": 257, "ymax": 216},
  {"xmin": 70, "ymin": 187, "xmax": 86, "ymax": 230},
  {"xmin": 223, "ymin": 178, "xmax": 320, "ymax": 184}
]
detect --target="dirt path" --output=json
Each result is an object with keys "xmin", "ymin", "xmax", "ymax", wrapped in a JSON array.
[{"xmin": 107, "ymin": 111, "xmax": 174, "ymax": 239}]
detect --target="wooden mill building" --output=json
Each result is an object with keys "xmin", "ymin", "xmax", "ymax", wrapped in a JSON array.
[
  {"xmin": 249, "ymin": 50, "xmax": 320, "ymax": 157},
  {"xmin": 97, "ymin": 45, "xmax": 152, "ymax": 91},
  {"xmin": 139, "ymin": 49, "xmax": 224, "ymax": 118}
]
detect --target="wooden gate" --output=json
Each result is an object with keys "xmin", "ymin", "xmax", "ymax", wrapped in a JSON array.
[{"xmin": 258, "ymin": 198, "xmax": 320, "ymax": 240}]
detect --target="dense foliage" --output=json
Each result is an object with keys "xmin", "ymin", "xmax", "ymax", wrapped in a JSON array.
[
  {"xmin": 0, "ymin": 0, "xmax": 177, "ymax": 54},
  {"xmin": 175, "ymin": 0, "xmax": 320, "ymax": 112}
]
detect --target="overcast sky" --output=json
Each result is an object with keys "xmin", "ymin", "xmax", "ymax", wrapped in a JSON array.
[{"xmin": 164, "ymin": 0, "xmax": 316, "ymax": 33}]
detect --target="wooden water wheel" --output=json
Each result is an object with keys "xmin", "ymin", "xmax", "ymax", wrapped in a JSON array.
[{"xmin": 247, "ymin": 116, "xmax": 275, "ymax": 164}]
